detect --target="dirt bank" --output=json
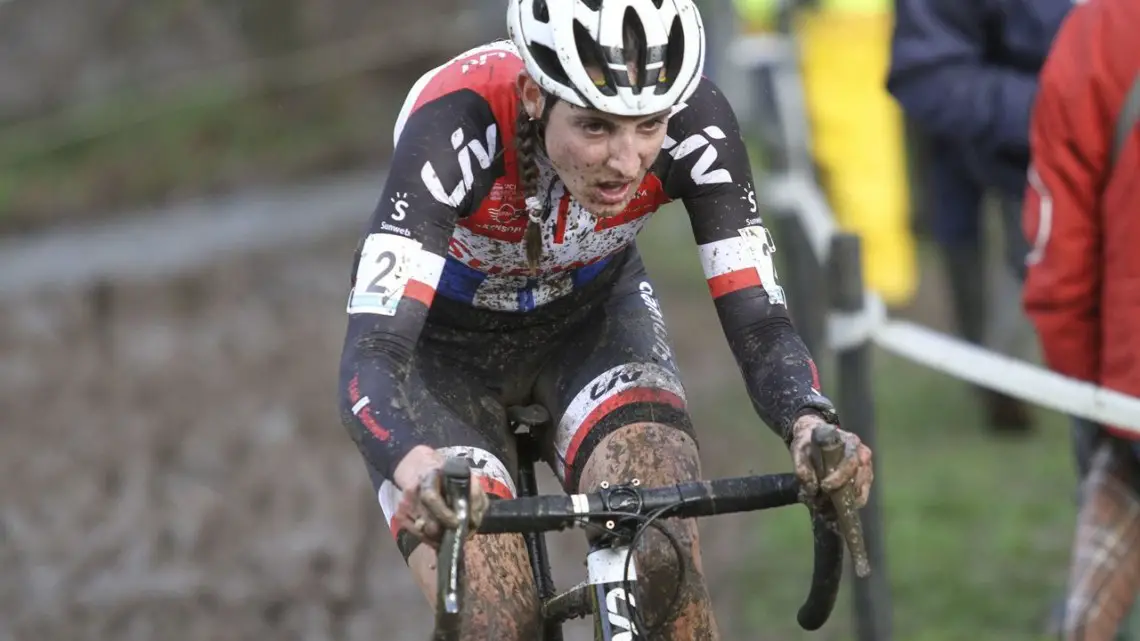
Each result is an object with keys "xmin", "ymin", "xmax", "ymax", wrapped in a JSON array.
[{"xmin": 2, "ymin": 226, "xmax": 777, "ymax": 640}]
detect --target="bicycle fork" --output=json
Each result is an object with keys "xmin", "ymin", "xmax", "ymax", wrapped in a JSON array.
[{"xmin": 588, "ymin": 542, "xmax": 642, "ymax": 641}]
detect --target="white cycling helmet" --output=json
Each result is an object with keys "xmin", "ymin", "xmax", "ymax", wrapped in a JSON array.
[{"xmin": 507, "ymin": 0, "xmax": 706, "ymax": 117}]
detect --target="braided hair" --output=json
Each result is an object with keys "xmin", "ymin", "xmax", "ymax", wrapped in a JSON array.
[{"xmin": 515, "ymin": 101, "xmax": 546, "ymax": 276}]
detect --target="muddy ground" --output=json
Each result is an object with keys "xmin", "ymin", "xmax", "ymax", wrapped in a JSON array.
[{"xmin": 1, "ymin": 225, "xmax": 784, "ymax": 641}]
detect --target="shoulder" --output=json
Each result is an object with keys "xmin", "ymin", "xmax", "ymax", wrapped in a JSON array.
[
  {"xmin": 664, "ymin": 76, "xmax": 739, "ymax": 140},
  {"xmin": 384, "ymin": 42, "xmax": 526, "ymax": 213},
  {"xmin": 655, "ymin": 77, "xmax": 749, "ymax": 195},
  {"xmin": 393, "ymin": 41, "xmax": 525, "ymax": 147}
]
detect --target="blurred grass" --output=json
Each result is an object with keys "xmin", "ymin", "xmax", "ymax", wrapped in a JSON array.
[
  {"xmin": 638, "ymin": 204, "xmax": 1076, "ymax": 641},
  {"xmin": 0, "ymin": 76, "xmax": 763, "ymax": 236},
  {"xmin": 0, "ymin": 80, "xmax": 398, "ymax": 232},
  {"xmin": 737, "ymin": 355, "xmax": 1073, "ymax": 641}
]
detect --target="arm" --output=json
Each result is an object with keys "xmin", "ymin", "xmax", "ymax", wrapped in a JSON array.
[
  {"xmin": 338, "ymin": 89, "xmax": 503, "ymax": 483},
  {"xmin": 887, "ymin": 0, "xmax": 1038, "ymax": 153},
  {"xmin": 662, "ymin": 79, "xmax": 837, "ymax": 443},
  {"xmin": 1021, "ymin": 3, "xmax": 1111, "ymax": 383}
]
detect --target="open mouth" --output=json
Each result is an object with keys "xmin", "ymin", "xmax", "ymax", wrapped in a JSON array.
[{"xmin": 594, "ymin": 180, "xmax": 633, "ymax": 206}]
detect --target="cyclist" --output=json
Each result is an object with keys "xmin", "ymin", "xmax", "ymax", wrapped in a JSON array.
[{"xmin": 338, "ymin": 1, "xmax": 874, "ymax": 638}]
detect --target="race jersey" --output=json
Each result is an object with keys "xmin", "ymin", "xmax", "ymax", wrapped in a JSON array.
[
  {"xmin": 354, "ymin": 40, "xmax": 782, "ymax": 313},
  {"xmin": 339, "ymin": 41, "xmax": 833, "ymax": 480}
]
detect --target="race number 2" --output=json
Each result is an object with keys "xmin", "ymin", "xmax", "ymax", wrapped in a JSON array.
[{"xmin": 347, "ymin": 233, "xmax": 422, "ymax": 316}]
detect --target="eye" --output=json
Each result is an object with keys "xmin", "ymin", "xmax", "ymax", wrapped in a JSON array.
[
  {"xmin": 639, "ymin": 117, "xmax": 667, "ymax": 132},
  {"xmin": 579, "ymin": 119, "xmax": 608, "ymax": 135}
]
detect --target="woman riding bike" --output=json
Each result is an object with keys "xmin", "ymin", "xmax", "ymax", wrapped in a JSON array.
[{"xmin": 337, "ymin": 1, "xmax": 875, "ymax": 638}]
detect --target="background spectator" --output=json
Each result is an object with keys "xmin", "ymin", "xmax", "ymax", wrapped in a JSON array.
[
  {"xmin": 887, "ymin": 0, "xmax": 1072, "ymax": 434},
  {"xmin": 1024, "ymin": 0, "xmax": 1140, "ymax": 637}
]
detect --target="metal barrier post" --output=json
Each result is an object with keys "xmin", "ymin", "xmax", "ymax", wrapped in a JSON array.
[{"xmin": 829, "ymin": 232, "xmax": 893, "ymax": 641}]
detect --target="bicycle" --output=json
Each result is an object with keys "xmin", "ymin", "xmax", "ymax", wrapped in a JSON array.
[{"xmin": 431, "ymin": 404, "xmax": 871, "ymax": 641}]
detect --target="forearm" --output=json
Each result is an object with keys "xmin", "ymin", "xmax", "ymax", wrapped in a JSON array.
[
  {"xmin": 668, "ymin": 77, "xmax": 838, "ymax": 438},
  {"xmin": 717, "ymin": 291, "xmax": 837, "ymax": 442}
]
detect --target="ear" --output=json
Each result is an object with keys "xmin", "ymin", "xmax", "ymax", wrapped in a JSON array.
[{"xmin": 515, "ymin": 71, "xmax": 545, "ymax": 120}]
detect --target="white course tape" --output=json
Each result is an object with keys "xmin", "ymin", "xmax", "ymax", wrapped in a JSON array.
[
  {"xmin": 833, "ymin": 301, "xmax": 1140, "ymax": 433},
  {"xmin": 766, "ymin": 169, "xmax": 1140, "ymax": 435},
  {"xmin": 828, "ymin": 292, "xmax": 887, "ymax": 352},
  {"xmin": 726, "ymin": 33, "xmax": 799, "ymax": 69},
  {"xmin": 760, "ymin": 173, "xmax": 837, "ymax": 261}
]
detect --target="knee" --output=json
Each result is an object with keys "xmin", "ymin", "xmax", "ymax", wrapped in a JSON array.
[
  {"xmin": 580, "ymin": 422, "xmax": 713, "ymax": 619},
  {"xmin": 579, "ymin": 421, "xmax": 701, "ymax": 490},
  {"xmin": 580, "ymin": 420, "xmax": 704, "ymax": 585}
]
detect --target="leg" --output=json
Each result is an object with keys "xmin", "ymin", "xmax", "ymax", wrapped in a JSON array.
[
  {"xmin": 536, "ymin": 250, "xmax": 718, "ymax": 640},
  {"xmin": 926, "ymin": 149, "xmax": 987, "ymax": 348},
  {"xmin": 363, "ymin": 352, "xmax": 541, "ymax": 639},
  {"xmin": 1063, "ymin": 439, "xmax": 1140, "ymax": 641},
  {"xmin": 371, "ymin": 454, "xmax": 540, "ymax": 638},
  {"xmin": 969, "ymin": 192, "xmax": 1033, "ymax": 431},
  {"xmin": 404, "ymin": 534, "xmax": 539, "ymax": 634},
  {"xmin": 578, "ymin": 422, "xmax": 717, "ymax": 641},
  {"xmin": 989, "ymin": 193, "xmax": 1032, "ymax": 356},
  {"xmin": 923, "ymin": 147, "xmax": 1024, "ymax": 427},
  {"xmin": 1048, "ymin": 419, "xmax": 1102, "ymax": 636},
  {"xmin": 1047, "ymin": 421, "xmax": 1133, "ymax": 639},
  {"xmin": 1073, "ymin": 419, "xmax": 1103, "ymax": 482},
  {"xmin": 941, "ymin": 234, "xmax": 1035, "ymax": 430},
  {"xmin": 941, "ymin": 237, "xmax": 987, "ymax": 346},
  {"xmin": 998, "ymin": 192, "xmax": 1030, "ymax": 284}
]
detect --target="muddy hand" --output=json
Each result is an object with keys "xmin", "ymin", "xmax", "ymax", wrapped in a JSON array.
[
  {"xmin": 789, "ymin": 414, "xmax": 874, "ymax": 507},
  {"xmin": 420, "ymin": 462, "xmax": 489, "ymax": 528},
  {"xmin": 791, "ymin": 415, "xmax": 875, "ymax": 578},
  {"xmin": 394, "ymin": 464, "xmax": 489, "ymax": 548}
]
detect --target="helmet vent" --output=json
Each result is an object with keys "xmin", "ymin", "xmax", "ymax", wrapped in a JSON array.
[{"xmin": 532, "ymin": 0, "xmax": 550, "ymax": 22}]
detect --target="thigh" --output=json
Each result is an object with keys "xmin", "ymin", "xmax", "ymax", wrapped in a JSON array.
[
  {"xmin": 364, "ymin": 347, "xmax": 518, "ymax": 559},
  {"xmin": 534, "ymin": 250, "xmax": 695, "ymax": 491},
  {"xmin": 534, "ymin": 255, "xmax": 718, "ymax": 638},
  {"xmin": 359, "ymin": 349, "xmax": 542, "ymax": 637}
]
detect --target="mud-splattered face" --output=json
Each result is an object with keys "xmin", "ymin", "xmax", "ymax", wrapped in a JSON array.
[{"xmin": 518, "ymin": 73, "xmax": 669, "ymax": 218}]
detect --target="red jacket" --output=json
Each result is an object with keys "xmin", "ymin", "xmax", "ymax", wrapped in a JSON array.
[{"xmin": 1023, "ymin": 0, "xmax": 1140, "ymax": 438}]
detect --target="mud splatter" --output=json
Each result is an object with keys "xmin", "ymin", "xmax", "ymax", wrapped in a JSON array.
[
  {"xmin": 453, "ymin": 533, "xmax": 541, "ymax": 638},
  {"xmin": 577, "ymin": 422, "xmax": 720, "ymax": 641}
]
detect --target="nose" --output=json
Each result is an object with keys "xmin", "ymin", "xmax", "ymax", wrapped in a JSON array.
[{"xmin": 605, "ymin": 132, "xmax": 642, "ymax": 180}]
